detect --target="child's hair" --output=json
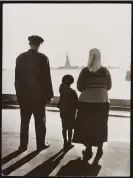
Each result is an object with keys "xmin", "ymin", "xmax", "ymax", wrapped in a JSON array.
[{"xmin": 61, "ymin": 75, "xmax": 74, "ymax": 86}]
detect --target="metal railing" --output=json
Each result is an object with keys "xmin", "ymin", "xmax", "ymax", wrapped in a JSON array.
[{"xmin": 2, "ymin": 94, "xmax": 130, "ymax": 112}]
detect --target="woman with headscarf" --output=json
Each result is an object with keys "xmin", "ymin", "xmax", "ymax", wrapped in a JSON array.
[{"xmin": 73, "ymin": 48, "xmax": 112, "ymax": 164}]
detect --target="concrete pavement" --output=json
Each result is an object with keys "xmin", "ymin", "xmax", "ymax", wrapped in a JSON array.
[{"xmin": 2, "ymin": 109, "xmax": 130, "ymax": 176}]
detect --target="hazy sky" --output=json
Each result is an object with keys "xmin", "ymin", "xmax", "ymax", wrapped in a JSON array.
[{"xmin": 3, "ymin": 4, "xmax": 131, "ymax": 69}]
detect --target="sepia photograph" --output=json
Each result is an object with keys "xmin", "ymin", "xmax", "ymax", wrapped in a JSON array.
[{"xmin": 1, "ymin": 2, "xmax": 131, "ymax": 176}]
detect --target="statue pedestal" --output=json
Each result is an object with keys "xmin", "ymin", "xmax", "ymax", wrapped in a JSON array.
[{"xmin": 125, "ymin": 71, "xmax": 130, "ymax": 81}]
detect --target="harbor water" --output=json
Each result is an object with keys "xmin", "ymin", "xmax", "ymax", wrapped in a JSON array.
[{"xmin": 2, "ymin": 68, "xmax": 130, "ymax": 100}]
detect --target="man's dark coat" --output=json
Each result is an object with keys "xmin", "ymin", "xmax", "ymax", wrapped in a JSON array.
[{"xmin": 15, "ymin": 49, "xmax": 53, "ymax": 108}]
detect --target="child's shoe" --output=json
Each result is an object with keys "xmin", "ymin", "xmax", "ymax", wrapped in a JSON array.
[{"xmin": 68, "ymin": 141, "xmax": 74, "ymax": 148}]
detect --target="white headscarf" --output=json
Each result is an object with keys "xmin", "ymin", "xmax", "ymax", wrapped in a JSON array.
[{"xmin": 88, "ymin": 48, "xmax": 102, "ymax": 73}]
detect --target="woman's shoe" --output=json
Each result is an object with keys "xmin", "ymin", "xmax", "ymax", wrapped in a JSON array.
[
  {"xmin": 93, "ymin": 149, "xmax": 103, "ymax": 164},
  {"xmin": 82, "ymin": 149, "xmax": 93, "ymax": 163}
]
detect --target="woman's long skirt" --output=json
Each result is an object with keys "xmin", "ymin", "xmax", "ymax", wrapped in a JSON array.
[{"xmin": 73, "ymin": 102, "xmax": 109, "ymax": 146}]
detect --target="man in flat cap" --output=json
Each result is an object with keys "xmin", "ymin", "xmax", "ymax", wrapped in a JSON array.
[{"xmin": 15, "ymin": 35, "xmax": 54, "ymax": 151}]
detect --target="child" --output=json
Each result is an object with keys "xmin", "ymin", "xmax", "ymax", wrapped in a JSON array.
[{"xmin": 58, "ymin": 75, "xmax": 78, "ymax": 149}]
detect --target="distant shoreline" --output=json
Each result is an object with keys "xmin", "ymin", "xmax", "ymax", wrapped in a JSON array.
[
  {"xmin": 2, "ymin": 66, "xmax": 121, "ymax": 70},
  {"xmin": 51, "ymin": 67, "xmax": 121, "ymax": 70}
]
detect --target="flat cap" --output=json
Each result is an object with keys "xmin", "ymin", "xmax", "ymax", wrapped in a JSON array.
[{"xmin": 28, "ymin": 35, "xmax": 44, "ymax": 45}]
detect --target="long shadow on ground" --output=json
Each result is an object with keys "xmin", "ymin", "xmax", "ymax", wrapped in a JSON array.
[
  {"xmin": 2, "ymin": 149, "xmax": 26, "ymax": 165},
  {"xmin": 2, "ymin": 150, "xmax": 40, "ymax": 175},
  {"xmin": 56, "ymin": 158, "xmax": 102, "ymax": 176},
  {"xmin": 24, "ymin": 146, "xmax": 73, "ymax": 177}
]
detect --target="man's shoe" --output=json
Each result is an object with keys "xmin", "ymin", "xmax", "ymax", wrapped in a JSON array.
[
  {"xmin": 18, "ymin": 146, "xmax": 27, "ymax": 151},
  {"xmin": 36, "ymin": 143, "xmax": 50, "ymax": 151}
]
